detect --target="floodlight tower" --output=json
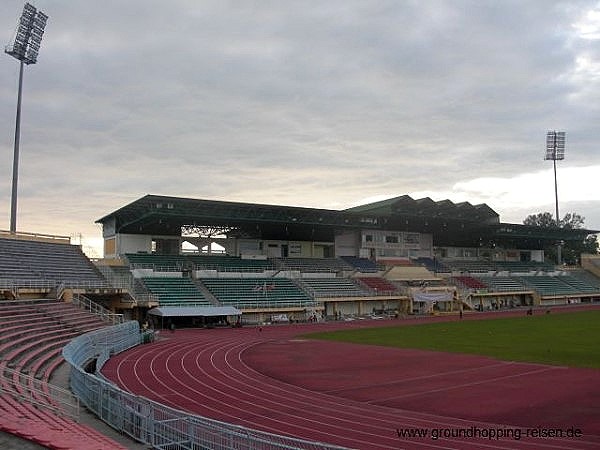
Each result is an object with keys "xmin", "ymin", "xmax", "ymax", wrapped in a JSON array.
[
  {"xmin": 545, "ymin": 130, "xmax": 566, "ymax": 265},
  {"xmin": 5, "ymin": 3, "xmax": 48, "ymax": 233}
]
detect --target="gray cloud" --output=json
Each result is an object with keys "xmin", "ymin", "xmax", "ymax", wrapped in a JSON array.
[{"xmin": 1, "ymin": 0, "xmax": 599, "ymax": 250}]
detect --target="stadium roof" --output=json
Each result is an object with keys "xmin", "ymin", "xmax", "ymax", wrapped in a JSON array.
[
  {"xmin": 96, "ymin": 194, "xmax": 380, "ymax": 241},
  {"xmin": 96, "ymin": 194, "xmax": 596, "ymax": 248},
  {"xmin": 345, "ymin": 194, "xmax": 499, "ymax": 224}
]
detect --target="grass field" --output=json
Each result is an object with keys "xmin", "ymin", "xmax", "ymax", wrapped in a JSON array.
[{"xmin": 306, "ymin": 310, "xmax": 600, "ymax": 368}]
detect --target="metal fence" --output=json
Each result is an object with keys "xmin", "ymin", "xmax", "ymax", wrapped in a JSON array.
[{"xmin": 63, "ymin": 322, "xmax": 348, "ymax": 450}]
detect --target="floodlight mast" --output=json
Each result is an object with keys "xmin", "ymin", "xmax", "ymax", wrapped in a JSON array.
[
  {"xmin": 5, "ymin": 3, "xmax": 48, "ymax": 233},
  {"xmin": 545, "ymin": 130, "xmax": 566, "ymax": 265}
]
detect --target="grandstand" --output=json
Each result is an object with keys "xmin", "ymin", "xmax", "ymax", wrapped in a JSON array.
[
  {"xmin": 1, "ymin": 191, "xmax": 599, "ymax": 448},
  {"xmin": 90, "ymin": 194, "xmax": 600, "ymax": 316}
]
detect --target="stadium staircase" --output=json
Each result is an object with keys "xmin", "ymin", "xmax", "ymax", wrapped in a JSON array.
[{"xmin": 0, "ymin": 299, "xmax": 127, "ymax": 449}]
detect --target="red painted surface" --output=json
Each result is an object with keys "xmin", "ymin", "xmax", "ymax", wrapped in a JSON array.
[{"xmin": 102, "ymin": 307, "xmax": 600, "ymax": 449}]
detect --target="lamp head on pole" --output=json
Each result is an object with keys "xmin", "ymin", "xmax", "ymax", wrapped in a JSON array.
[
  {"xmin": 545, "ymin": 130, "xmax": 566, "ymax": 161},
  {"xmin": 5, "ymin": 2, "xmax": 48, "ymax": 65}
]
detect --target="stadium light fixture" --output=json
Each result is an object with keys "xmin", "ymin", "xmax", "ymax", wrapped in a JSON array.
[
  {"xmin": 545, "ymin": 130, "xmax": 566, "ymax": 265},
  {"xmin": 5, "ymin": 2, "xmax": 48, "ymax": 233}
]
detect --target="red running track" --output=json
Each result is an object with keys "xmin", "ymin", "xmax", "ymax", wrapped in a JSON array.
[{"xmin": 102, "ymin": 311, "xmax": 600, "ymax": 450}]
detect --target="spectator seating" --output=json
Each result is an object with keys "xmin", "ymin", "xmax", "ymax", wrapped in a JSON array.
[
  {"xmin": 476, "ymin": 276, "xmax": 527, "ymax": 292},
  {"xmin": 0, "ymin": 237, "xmax": 109, "ymax": 288},
  {"xmin": 0, "ymin": 393, "xmax": 126, "ymax": 449},
  {"xmin": 516, "ymin": 276, "xmax": 580, "ymax": 296},
  {"xmin": 451, "ymin": 276, "xmax": 489, "ymax": 290},
  {"xmin": 494, "ymin": 261, "xmax": 555, "ymax": 273},
  {"xmin": 567, "ymin": 269, "xmax": 600, "ymax": 289},
  {"xmin": 442, "ymin": 260, "xmax": 496, "ymax": 274},
  {"xmin": 274, "ymin": 257, "xmax": 353, "ymax": 273},
  {"xmin": 355, "ymin": 277, "xmax": 399, "ymax": 294},
  {"xmin": 188, "ymin": 255, "xmax": 274, "ymax": 272},
  {"xmin": 0, "ymin": 299, "xmax": 125, "ymax": 449},
  {"xmin": 554, "ymin": 275, "xmax": 599, "ymax": 293},
  {"xmin": 462, "ymin": 273, "xmax": 600, "ymax": 296},
  {"xmin": 200, "ymin": 278, "xmax": 314, "ymax": 308},
  {"xmin": 141, "ymin": 277, "xmax": 212, "ymax": 306},
  {"xmin": 340, "ymin": 256, "xmax": 380, "ymax": 272},
  {"xmin": 298, "ymin": 278, "xmax": 370, "ymax": 297},
  {"xmin": 125, "ymin": 253, "xmax": 187, "ymax": 271},
  {"xmin": 415, "ymin": 258, "xmax": 556, "ymax": 275},
  {"xmin": 125, "ymin": 253, "xmax": 274, "ymax": 273},
  {"xmin": 0, "ymin": 301, "xmax": 106, "ymax": 378}
]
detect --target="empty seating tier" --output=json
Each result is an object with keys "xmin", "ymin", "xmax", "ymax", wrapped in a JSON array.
[
  {"xmin": 125, "ymin": 253, "xmax": 187, "ymax": 270},
  {"xmin": 475, "ymin": 276, "xmax": 527, "ymax": 292},
  {"xmin": 299, "ymin": 278, "xmax": 370, "ymax": 298},
  {"xmin": 0, "ymin": 299, "xmax": 124, "ymax": 449},
  {"xmin": 442, "ymin": 259, "xmax": 556, "ymax": 275},
  {"xmin": 0, "ymin": 237, "xmax": 108, "ymax": 288},
  {"xmin": 188, "ymin": 255, "xmax": 274, "ymax": 272},
  {"xmin": 125, "ymin": 253, "xmax": 274, "ymax": 272},
  {"xmin": 451, "ymin": 276, "xmax": 489, "ymax": 290},
  {"xmin": 442, "ymin": 260, "xmax": 496, "ymax": 273},
  {"xmin": 340, "ymin": 256, "xmax": 380, "ymax": 272},
  {"xmin": 494, "ymin": 261, "xmax": 555, "ymax": 272},
  {"xmin": 549, "ymin": 275, "xmax": 599, "ymax": 293},
  {"xmin": 356, "ymin": 277, "xmax": 399, "ymax": 294},
  {"xmin": 516, "ymin": 276, "xmax": 581, "ymax": 296},
  {"xmin": 141, "ymin": 277, "xmax": 212, "ymax": 306},
  {"xmin": 200, "ymin": 278, "xmax": 314, "ymax": 308},
  {"xmin": 275, "ymin": 257, "xmax": 353, "ymax": 273},
  {"xmin": 567, "ymin": 269, "xmax": 600, "ymax": 289}
]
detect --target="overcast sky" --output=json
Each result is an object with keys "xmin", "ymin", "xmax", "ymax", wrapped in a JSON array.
[{"xmin": 1, "ymin": 1, "xmax": 599, "ymax": 257}]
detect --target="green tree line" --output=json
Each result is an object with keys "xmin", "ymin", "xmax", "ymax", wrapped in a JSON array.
[{"xmin": 523, "ymin": 212, "xmax": 598, "ymax": 265}]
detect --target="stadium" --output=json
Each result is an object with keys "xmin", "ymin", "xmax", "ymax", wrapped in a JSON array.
[
  {"xmin": 1, "ymin": 191, "xmax": 600, "ymax": 449},
  {"xmin": 2, "ymin": 2, "xmax": 600, "ymax": 449}
]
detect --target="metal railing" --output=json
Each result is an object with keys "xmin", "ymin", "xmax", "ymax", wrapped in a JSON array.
[
  {"xmin": 72, "ymin": 293, "xmax": 125, "ymax": 325},
  {"xmin": 0, "ymin": 278, "xmax": 112, "ymax": 290},
  {"xmin": 0, "ymin": 366, "xmax": 80, "ymax": 420},
  {"xmin": 63, "ymin": 322, "xmax": 348, "ymax": 450}
]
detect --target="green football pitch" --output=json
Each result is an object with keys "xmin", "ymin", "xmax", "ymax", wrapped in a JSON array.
[{"xmin": 306, "ymin": 310, "xmax": 600, "ymax": 369}]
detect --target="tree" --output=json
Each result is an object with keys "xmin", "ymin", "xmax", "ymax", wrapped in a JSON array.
[
  {"xmin": 523, "ymin": 211, "xmax": 598, "ymax": 264},
  {"xmin": 523, "ymin": 212, "xmax": 556, "ymax": 228},
  {"xmin": 523, "ymin": 212, "xmax": 585, "ymax": 229}
]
